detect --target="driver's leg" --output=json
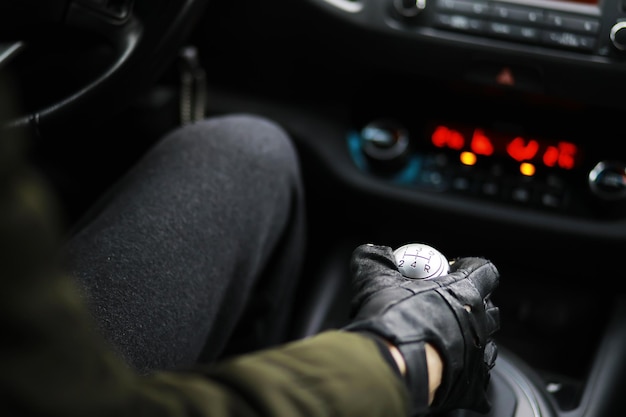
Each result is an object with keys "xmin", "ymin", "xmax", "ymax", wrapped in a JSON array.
[{"xmin": 63, "ymin": 114, "xmax": 306, "ymax": 374}]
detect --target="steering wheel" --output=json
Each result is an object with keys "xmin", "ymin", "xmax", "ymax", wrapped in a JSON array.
[{"xmin": 0, "ymin": 0, "xmax": 210, "ymax": 136}]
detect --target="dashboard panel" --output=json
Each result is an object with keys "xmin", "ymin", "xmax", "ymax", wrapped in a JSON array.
[
  {"xmin": 312, "ymin": 0, "xmax": 626, "ymax": 64},
  {"xmin": 296, "ymin": 0, "xmax": 626, "ymax": 229}
]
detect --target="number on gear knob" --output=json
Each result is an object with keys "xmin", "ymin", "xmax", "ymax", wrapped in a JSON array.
[{"xmin": 393, "ymin": 243, "xmax": 450, "ymax": 279}]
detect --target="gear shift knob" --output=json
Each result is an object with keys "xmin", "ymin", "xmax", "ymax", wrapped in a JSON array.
[{"xmin": 393, "ymin": 243, "xmax": 450, "ymax": 279}]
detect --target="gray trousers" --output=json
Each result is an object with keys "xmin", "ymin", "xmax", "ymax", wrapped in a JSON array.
[{"xmin": 63, "ymin": 114, "xmax": 306, "ymax": 374}]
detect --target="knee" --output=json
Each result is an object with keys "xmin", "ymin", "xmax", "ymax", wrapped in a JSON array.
[{"xmin": 163, "ymin": 114, "xmax": 300, "ymax": 178}]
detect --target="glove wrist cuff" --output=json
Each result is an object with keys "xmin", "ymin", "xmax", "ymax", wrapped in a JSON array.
[
  {"xmin": 352, "ymin": 330, "xmax": 403, "ymax": 379},
  {"xmin": 344, "ymin": 324, "xmax": 431, "ymax": 415},
  {"xmin": 397, "ymin": 341, "xmax": 430, "ymax": 416}
]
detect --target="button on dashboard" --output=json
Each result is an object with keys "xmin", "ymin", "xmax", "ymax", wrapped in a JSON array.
[
  {"xmin": 491, "ymin": 4, "xmax": 545, "ymax": 25},
  {"xmin": 431, "ymin": 0, "xmax": 601, "ymax": 53},
  {"xmin": 542, "ymin": 31, "xmax": 596, "ymax": 50},
  {"xmin": 436, "ymin": 0, "xmax": 490, "ymax": 16},
  {"xmin": 545, "ymin": 13, "xmax": 600, "ymax": 34},
  {"xmin": 486, "ymin": 22, "xmax": 541, "ymax": 42},
  {"xmin": 435, "ymin": 14, "xmax": 486, "ymax": 33}
]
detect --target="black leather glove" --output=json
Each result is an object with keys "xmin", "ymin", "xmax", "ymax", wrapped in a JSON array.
[{"xmin": 344, "ymin": 244, "xmax": 500, "ymax": 416}]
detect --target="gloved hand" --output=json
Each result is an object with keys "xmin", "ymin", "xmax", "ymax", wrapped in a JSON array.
[{"xmin": 344, "ymin": 244, "xmax": 500, "ymax": 416}]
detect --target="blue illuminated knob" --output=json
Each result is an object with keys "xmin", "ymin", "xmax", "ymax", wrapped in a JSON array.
[
  {"xmin": 393, "ymin": 243, "xmax": 450, "ymax": 279},
  {"xmin": 360, "ymin": 119, "xmax": 410, "ymax": 174},
  {"xmin": 588, "ymin": 161, "xmax": 626, "ymax": 200}
]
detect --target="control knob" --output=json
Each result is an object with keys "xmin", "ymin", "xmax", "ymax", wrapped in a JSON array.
[
  {"xmin": 610, "ymin": 21, "xmax": 626, "ymax": 51},
  {"xmin": 360, "ymin": 119, "xmax": 410, "ymax": 175},
  {"xmin": 588, "ymin": 161, "xmax": 626, "ymax": 200},
  {"xmin": 392, "ymin": 0, "xmax": 426, "ymax": 20}
]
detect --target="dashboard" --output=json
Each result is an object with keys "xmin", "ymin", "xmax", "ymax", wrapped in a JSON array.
[
  {"xmin": 305, "ymin": 0, "xmax": 626, "ymax": 224},
  {"xmin": 315, "ymin": 0, "xmax": 626, "ymax": 64}
]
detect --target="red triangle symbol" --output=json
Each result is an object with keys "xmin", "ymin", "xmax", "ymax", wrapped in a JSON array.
[{"xmin": 496, "ymin": 67, "xmax": 515, "ymax": 86}]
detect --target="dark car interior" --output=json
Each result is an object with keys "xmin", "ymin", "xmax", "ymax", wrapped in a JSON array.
[{"xmin": 2, "ymin": 0, "xmax": 626, "ymax": 416}]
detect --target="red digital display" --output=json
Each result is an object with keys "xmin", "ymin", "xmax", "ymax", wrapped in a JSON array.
[{"xmin": 430, "ymin": 124, "xmax": 581, "ymax": 170}]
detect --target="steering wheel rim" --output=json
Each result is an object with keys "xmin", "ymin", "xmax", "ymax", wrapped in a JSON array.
[{"xmin": 0, "ymin": 0, "xmax": 210, "ymax": 136}]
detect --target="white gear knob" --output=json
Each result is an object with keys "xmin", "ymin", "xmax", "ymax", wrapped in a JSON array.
[{"xmin": 393, "ymin": 243, "xmax": 450, "ymax": 279}]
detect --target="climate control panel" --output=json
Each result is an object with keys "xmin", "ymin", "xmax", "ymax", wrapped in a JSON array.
[{"xmin": 348, "ymin": 118, "xmax": 626, "ymax": 218}]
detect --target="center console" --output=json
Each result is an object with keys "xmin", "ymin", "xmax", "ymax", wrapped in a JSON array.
[{"xmin": 306, "ymin": 0, "xmax": 626, "ymax": 223}]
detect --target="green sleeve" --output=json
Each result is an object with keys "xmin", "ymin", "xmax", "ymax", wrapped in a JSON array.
[
  {"xmin": 1, "ymin": 133, "xmax": 408, "ymax": 417},
  {"xmin": 179, "ymin": 330, "xmax": 409, "ymax": 417}
]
